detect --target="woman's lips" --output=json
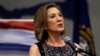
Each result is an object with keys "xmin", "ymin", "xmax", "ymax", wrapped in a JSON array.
[{"xmin": 57, "ymin": 23, "xmax": 63, "ymax": 28}]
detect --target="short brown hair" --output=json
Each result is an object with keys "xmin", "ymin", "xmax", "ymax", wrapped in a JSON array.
[{"xmin": 34, "ymin": 2, "xmax": 65, "ymax": 42}]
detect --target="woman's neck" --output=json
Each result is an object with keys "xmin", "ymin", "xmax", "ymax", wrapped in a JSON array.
[{"xmin": 46, "ymin": 32, "xmax": 65, "ymax": 47}]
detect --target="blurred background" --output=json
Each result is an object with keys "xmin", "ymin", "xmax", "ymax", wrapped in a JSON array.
[{"xmin": 0, "ymin": 0, "xmax": 99, "ymax": 56}]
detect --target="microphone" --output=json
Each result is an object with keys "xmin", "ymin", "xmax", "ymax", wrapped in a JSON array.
[
  {"xmin": 64, "ymin": 36, "xmax": 96, "ymax": 56},
  {"xmin": 64, "ymin": 36, "xmax": 79, "ymax": 51}
]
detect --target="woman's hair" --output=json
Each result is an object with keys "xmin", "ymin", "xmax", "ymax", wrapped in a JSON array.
[{"xmin": 34, "ymin": 2, "xmax": 65, "ymax": 42}]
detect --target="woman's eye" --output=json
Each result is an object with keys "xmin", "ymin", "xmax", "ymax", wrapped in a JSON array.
[
  {"xmin": 50, "ymin": 15, "xmax": 55, "ymax": 18},
  {"xmin": 59, "ymin": 14, "xmax": 63, "ymax": 17}
]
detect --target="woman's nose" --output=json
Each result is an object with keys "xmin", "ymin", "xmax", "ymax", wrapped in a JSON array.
[{"xmin": 56, "ymin": 16, "xmax": 63, "ymax": 22}]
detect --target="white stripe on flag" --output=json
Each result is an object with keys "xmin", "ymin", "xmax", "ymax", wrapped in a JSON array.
[{"xmin": 0, "ymin": 29, "xmax": 38, "ymax": 46}]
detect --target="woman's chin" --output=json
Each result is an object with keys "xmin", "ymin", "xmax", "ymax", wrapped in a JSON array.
[{"xmin": 57, "ymin": 29, "xmax": 64, "ymax": 32}]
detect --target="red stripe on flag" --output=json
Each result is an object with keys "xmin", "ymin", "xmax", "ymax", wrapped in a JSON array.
[{"xmin": 0, "ymin": 21, "xmax": 34, "ymax": 30}]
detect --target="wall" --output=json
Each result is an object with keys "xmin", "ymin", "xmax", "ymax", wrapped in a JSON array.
[{"xmin": 88, "ymin": 0, "xmax": 100, "ymax": 56}]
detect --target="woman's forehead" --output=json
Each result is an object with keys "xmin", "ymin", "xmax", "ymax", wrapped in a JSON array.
[{"xmin": 47, "ymin": 7, "xmax": 60, "ymax": 15}]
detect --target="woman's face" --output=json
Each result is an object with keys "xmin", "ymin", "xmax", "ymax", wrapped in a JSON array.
[{"xmin": 46, "ymin": 7, "xmax": 64, "ymax": 33}]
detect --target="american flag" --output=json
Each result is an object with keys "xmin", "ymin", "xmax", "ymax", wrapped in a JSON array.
[{"xmin": 0, "ymin": 19, "xmax": 38, "ymax": 51}]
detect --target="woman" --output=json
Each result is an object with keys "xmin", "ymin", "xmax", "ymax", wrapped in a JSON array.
[{"xmin": 29, "ymin": 2, "xmax": 82, "ymax": 56}]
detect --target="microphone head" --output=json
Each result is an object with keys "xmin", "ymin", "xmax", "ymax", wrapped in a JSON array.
[{"xmin": 64, "ymin": 36, "xmax": 71, "ymax": 42}]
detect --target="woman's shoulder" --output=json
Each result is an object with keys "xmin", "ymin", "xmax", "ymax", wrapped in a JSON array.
[
  {"xmin": 30, "ymin": 42, "xmax": 41, "ymax": 50},
  {"xmin": 30, "ymin": 43, "xmax": 38, "ymax": 50},
  {"xmin": 29, "ymin": 43, "xmax": 40, "ymax": 56}
]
